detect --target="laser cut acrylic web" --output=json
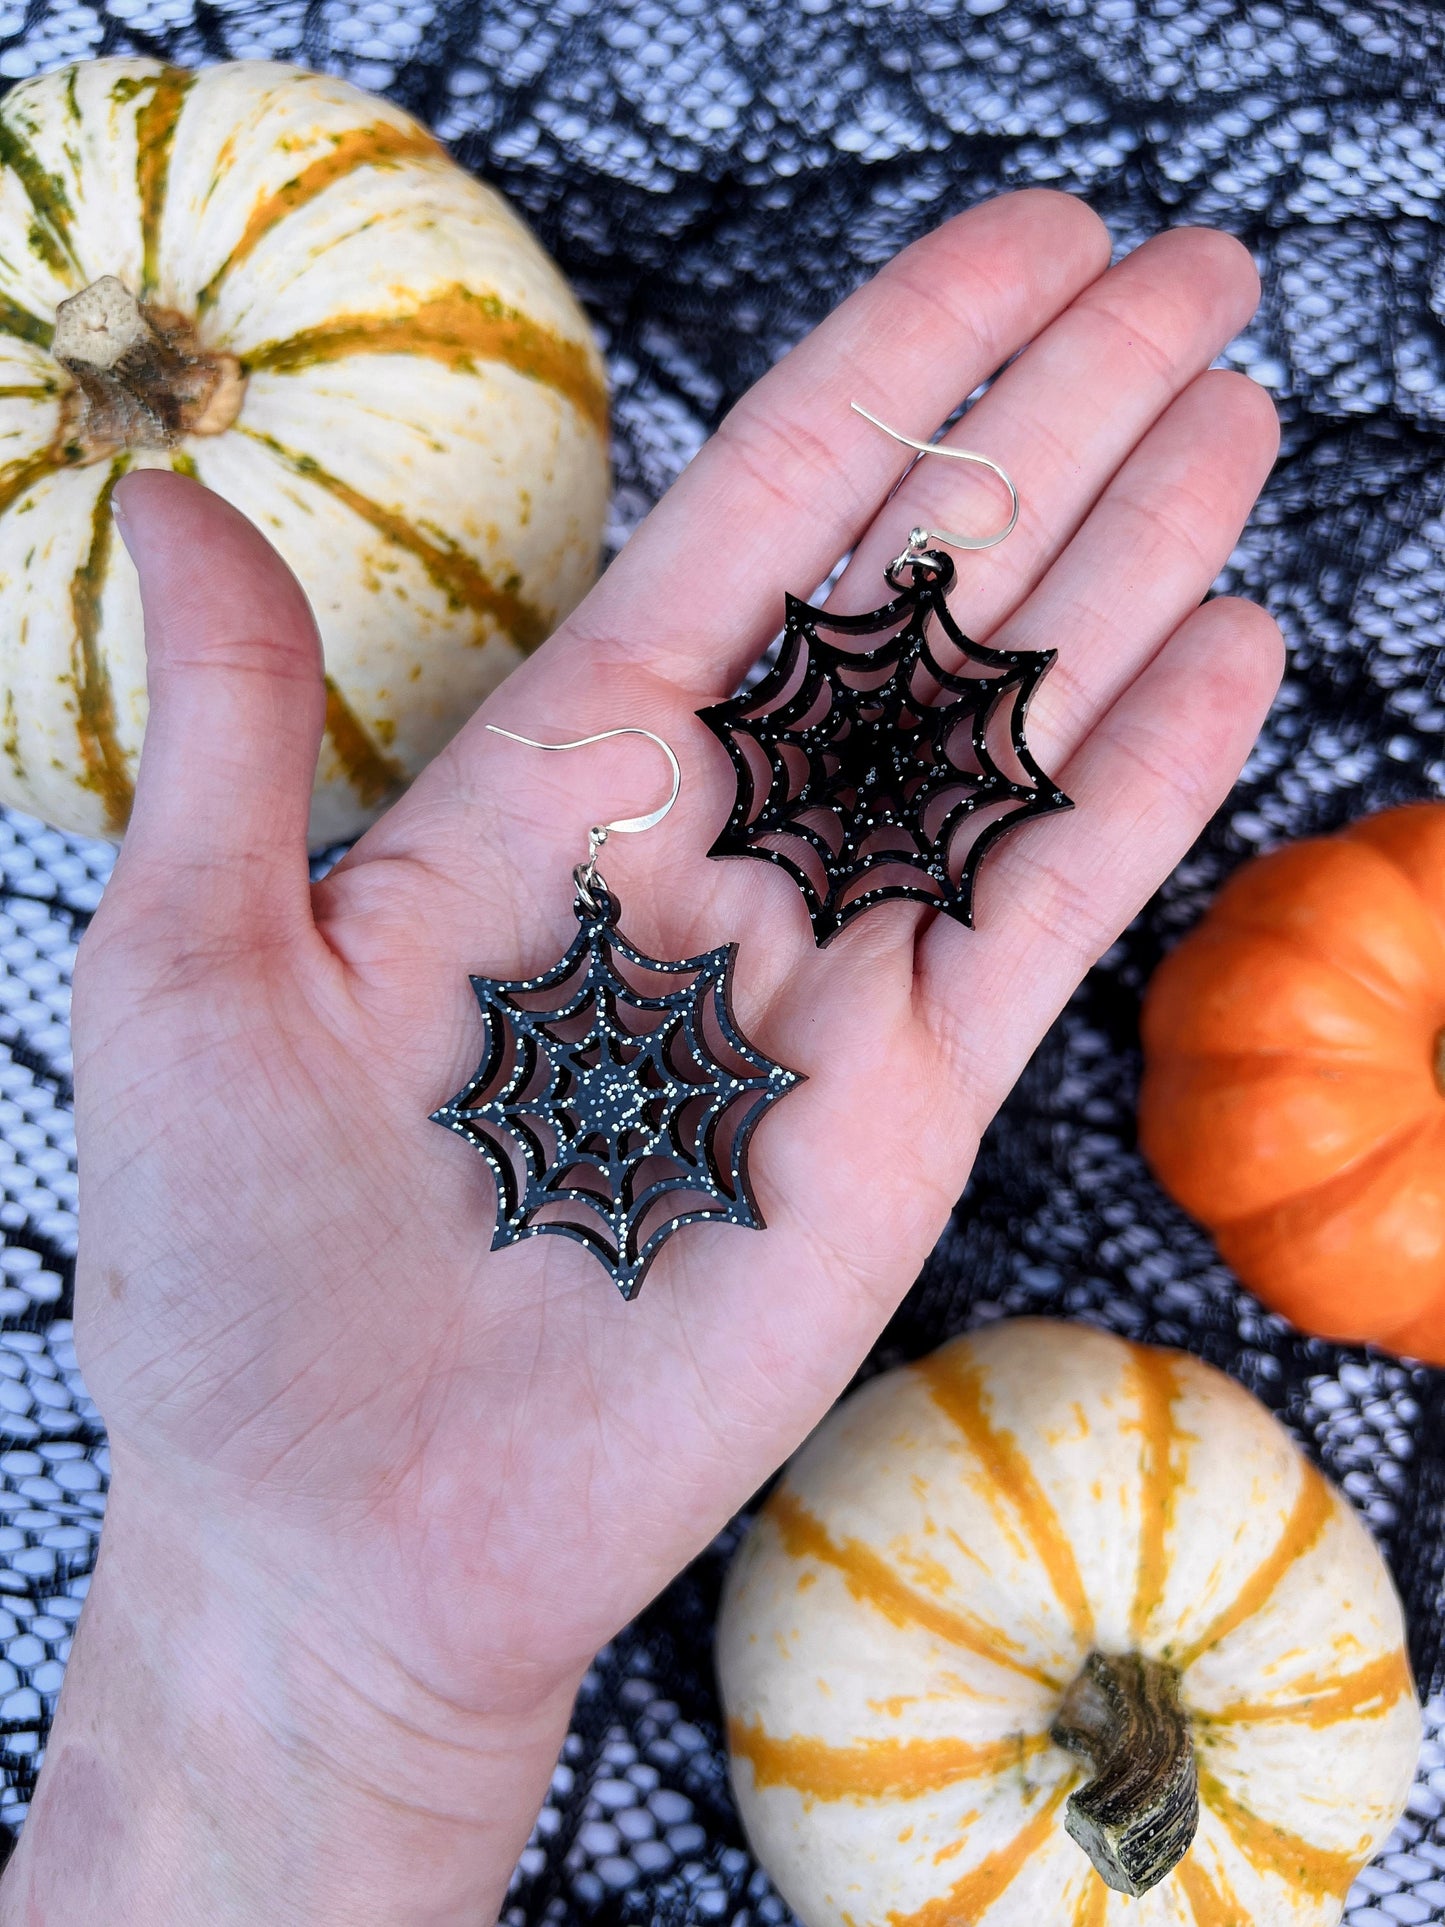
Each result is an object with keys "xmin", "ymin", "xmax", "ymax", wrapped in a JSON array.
[
  {"xmin": 431, "ymin": 891, "xmax": 799, "ymax": 1299},
  {"xmin": 698, "ymin": 549, "xmax": 1073, "ymax": 945}
]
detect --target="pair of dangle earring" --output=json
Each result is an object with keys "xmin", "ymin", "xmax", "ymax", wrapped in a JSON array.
[
  {"xmin": 431, "ymin": 726, "xmax": 801, "ymax": 1301},
  {"xmin": 436, "ymin": 407, "xmax": 1068, "ymax": 1297}
]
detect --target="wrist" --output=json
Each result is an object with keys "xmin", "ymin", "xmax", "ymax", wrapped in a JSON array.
[{"xmin": 1, "ymin": 1467, "xmax": 580, "ymax": 1926}]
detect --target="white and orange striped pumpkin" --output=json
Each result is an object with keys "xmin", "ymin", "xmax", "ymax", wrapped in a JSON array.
[
  {"xmin": 718, "ymin": 1319, "xmax": 1420, "ymax": 1927},
  {"xmin": 0, "ymin": 57, "xmax": 608, "ymax": 844}
]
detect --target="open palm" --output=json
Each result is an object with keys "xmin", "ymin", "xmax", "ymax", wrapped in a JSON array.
[{"xmin": 60, "ymin": 190, "xmax": 1280, "ymax": 1913}]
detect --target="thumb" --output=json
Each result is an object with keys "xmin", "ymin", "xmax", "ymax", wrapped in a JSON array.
[{"xmin": 110, "ymin": 469, "xmax": 326, "ymax": 939}]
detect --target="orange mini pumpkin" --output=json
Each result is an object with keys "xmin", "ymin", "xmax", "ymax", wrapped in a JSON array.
[{"xmin": 1140, "ymin": 800, "xmax": 1445, "ymax": 1363}]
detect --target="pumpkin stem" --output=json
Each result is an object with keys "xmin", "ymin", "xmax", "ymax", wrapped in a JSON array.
[
  {"xmin": 1050, "ymin": 1651, "xmax": 1198, "ymax": 1897},
  {"xmin": 52, "ymin": 275, "xmax": 245, "ymax": 461}
]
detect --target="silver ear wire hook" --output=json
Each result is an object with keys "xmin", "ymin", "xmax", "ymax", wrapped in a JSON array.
[
  {"xmin": 851, "ymin": 402, "xmax": 1020, "ymax": 566},
  {"xmin": 485, "ymin": 724, "xmax": 682, "ymax": 911}
]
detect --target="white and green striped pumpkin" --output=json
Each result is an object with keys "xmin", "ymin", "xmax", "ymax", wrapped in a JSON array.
[
  {"xmin": 718, "ymin": 1319, "xmax": 1421, "ymax": 1927},
  {"xmin": 0, "ymin": 57, "xmax": 608, "ymax": 844}
]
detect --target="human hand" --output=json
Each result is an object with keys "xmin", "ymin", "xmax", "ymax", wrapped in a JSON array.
[{"xmin": 2, "ymin": 191, "xmax": 1281, "ymax": 1924}]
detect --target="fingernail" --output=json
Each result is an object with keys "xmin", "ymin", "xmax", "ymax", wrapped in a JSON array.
[{"xmin": 110, "ymin": 482, "xmax": 132, "ymax": 553}]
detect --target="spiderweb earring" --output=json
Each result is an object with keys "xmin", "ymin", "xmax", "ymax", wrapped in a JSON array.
[
  {"xmin": 431, "ymin": 726, "xmax": 801, "ymax": 1300},
  {"xmin": 698, "ymin": 404, "xmax": 1072, "ymax": 946}
]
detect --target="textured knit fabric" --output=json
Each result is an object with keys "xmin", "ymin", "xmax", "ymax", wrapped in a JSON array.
[{"xmin": 0, "ymin": 3, "xmax": 1441, "ymax": 1922}]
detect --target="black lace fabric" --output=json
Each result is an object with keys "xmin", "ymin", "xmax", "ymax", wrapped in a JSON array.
[{"xmin": 0, "ymin": 2, "xmax": 1442, "ymax": 1921}]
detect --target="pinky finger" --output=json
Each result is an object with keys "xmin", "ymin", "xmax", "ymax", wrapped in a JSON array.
[{"xmin": 916, "ymin": 594, "xmax": 1285, "ymax": 1128}]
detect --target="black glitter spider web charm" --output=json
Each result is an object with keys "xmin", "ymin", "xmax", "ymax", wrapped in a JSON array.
[
  {"xmin": 697, "ymin": 547, "xmax": 1073, "ymax": 945},
  {"xmin": 431, "ymin": 886, "xmax": 801, "ymax": 1299}
]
